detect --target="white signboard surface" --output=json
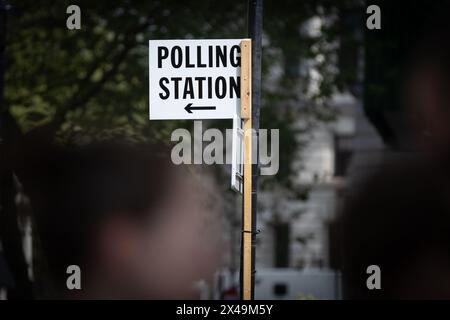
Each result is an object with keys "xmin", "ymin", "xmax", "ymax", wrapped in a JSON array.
[{"xmin": 149, "ymin": 39, "xmax": 243, "ymax": 120}]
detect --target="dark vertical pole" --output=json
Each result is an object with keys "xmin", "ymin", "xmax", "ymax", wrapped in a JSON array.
[
  {"xmin": 0, "ymin": 1, "xmax": 7, "ymax": 116},
  {"xmin": 0, "ymin": 1, "xmax": 33, "ymax": 299},
  {"xmin": 247, "ymin": 0, "xmax": 262, "ymax": 300}
]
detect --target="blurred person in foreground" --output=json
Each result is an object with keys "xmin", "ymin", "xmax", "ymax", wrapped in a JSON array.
[
  {"xmin": 340, "ymin": 7, "xmax": 450, "ymax": 299},
  {"xmin": 19, "ymin": 142, "xmax": 222, "ymax": 299},
  {"xmin": 340, "ymin": 157, "xmax": 450, "ymax": 299}
]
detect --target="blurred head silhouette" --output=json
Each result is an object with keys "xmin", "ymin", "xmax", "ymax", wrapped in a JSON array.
[
  {"xmin": 20, "ymin": 142, "xmax": 221, "ymax": 299},
  {"xmin": 340, "ymin": 156, "xmax": 450, "ymax": 299},
  {"xmin": 340, "ymin": 4, "xmax": 450, "ymax": 299},
  {"xmin": 405, "ymin": 6, "xmax": 450, "ymax": 153}
]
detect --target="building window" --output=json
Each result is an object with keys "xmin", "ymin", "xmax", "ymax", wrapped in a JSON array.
[
  {"xmin": 334, "ymin": 135, "xmax": 353, "ymax": 177},
  {"xmin": 274, "ymin": 223, "xmax": 290, "ymax": 268}
]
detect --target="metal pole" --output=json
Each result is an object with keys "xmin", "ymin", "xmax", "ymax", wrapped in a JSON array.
[{"xmin": 249, "ymin": 0, "xmax": 262, "ymax": 301}]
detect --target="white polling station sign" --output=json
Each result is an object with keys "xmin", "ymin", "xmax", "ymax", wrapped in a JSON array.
[{"xmin": 149, "ymin": 39, "xmax": 243, "ymax": 120}]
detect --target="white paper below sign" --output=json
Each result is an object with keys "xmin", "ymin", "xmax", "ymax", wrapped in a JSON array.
[{"xmin": 231, "ymin": 114, "xmax": 244, "ymax": 193}]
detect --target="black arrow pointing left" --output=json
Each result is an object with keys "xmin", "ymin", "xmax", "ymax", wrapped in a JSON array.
[{"xmin": 185, "ymin": 103, "xmax": 216, "ymax": 114}]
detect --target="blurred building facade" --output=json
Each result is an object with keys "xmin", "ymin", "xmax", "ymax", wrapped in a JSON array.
[{"xmin": 256, "ymin": 92, "xmax": 361, "ymax": 270}]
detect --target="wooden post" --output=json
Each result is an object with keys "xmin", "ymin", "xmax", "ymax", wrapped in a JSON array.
[{"xmin": 240, "ymin": 39, "xmax": 252, "ymax": 300}]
